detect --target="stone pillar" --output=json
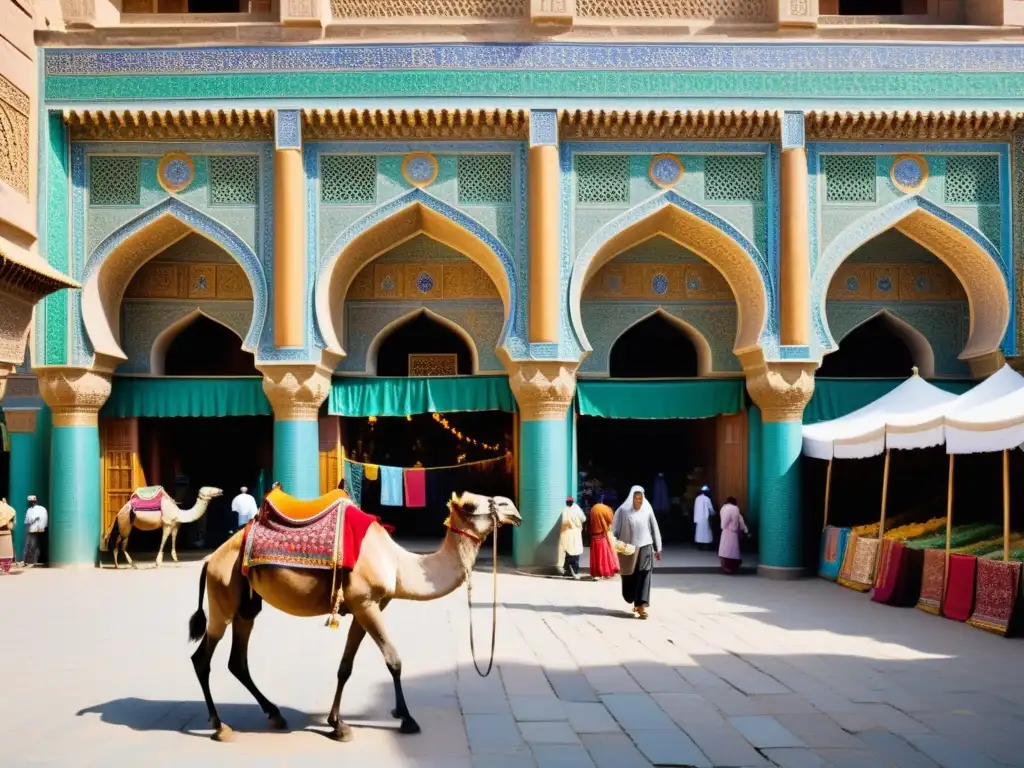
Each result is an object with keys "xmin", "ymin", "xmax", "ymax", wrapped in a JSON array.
[
  {"xmin": 779, "ymin": 111, "xmax": 811, "ymax": 351},
  {"xmin": 745, "ymin": 362, "xmax": 815, "ymax": 579},
  {"xmin": 528, "ymin": 110, "xmax": 560, "ymax": 346},
  {"xmin": 261, "ymin": 364, "xmax": 331, "ymax": 500},
  {"xmin": 273, "ymin": 109, "xmax": 306, "ymax": 349},
  {"xmin": 37, "ymin": 368, "xmax": 111, "ymax": 567},
  {"xmin": 3, "ymin": 408, "xmax": 47, "ymax": 560},
  {"xmin": 507, "ymin": 362, "xmax": 577, "ymax": 569}
]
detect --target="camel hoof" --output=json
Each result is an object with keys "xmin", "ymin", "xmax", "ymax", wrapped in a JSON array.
[
  {"xmin": 212, "ymin": 724, "xmax": 235, "ymax": 742},
  {"xmin": 330, "ymin": 724, "xmax": 353, "ymax": 742},
  {"xmin": 326, "ymin": 713, "xmax": 338, "ymax": 728},
  {"xmin": 390, "ymin": 708, "xmax": 403, "ymax": 720},
  {"xmin": 268, "ymin": 713, "xmax": 288, "ymax": 730},
  {"xmin": 399, "ymin": 718, "xmax": 421, "ymax": 735}
]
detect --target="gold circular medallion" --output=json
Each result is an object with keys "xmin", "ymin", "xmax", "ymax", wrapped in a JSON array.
[
  {"xmin": 402, "ymin": 153, "xmax": 439, "ymax": 188},
  {"xmin": 157, "ymin": 152, "xmax": 196, "ymax": 194}
]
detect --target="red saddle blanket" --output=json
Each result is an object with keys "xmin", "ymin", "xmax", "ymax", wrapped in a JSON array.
[
  {"xmin": 241, "ymin": 493, "xmax": 381, "ymax": 576},
  {"xmin": 129, "ymin": 486, "xmax": 166, "ymax": 513}
]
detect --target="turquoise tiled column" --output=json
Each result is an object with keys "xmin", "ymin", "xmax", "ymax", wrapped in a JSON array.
[
  {"xmin": 5, "ymin": 407, "xmax": 50, "ymax": 560},
  {"xmin": 261, "ymin": 364, "xmax": 331, "ymax": 501},
  {"xmin": 747, "ymin": 405, "xmax": 762, "ymax": 530},
  {"xmin": 273, "ymin": 419, "xmax": 319, "ymax": 499},
  {"xmin": 759, "ymin": 419, "xmax": 803, "ymax": 574}
]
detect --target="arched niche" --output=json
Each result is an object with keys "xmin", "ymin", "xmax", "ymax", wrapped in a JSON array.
[
  {"xmin": 819, "ymin": 310, "xmax": 935, "ymax": 378},
  {"xmin": 569, "ymin": 191, "xmax": 770, "ymax": 364},
  {"xmin": 608, "ymin": 309, "xmax": 711, "ymax": 378},
  {"xmin": 814, "ymin": 195, "xmax": 1008, "ymax": 366},
  {"xmin": 367, "ymin": 308, "xmax": 478, "ymax": 377},
  {"xmin": 81, "ymin": 197, "xmax": 267, "ymax": 365},
  {"xmin": 155, "ymin": 311, "xmax": 258, "ymax": 377},
  {"xmin": 315, "ymin": 191, "xmax": 516, "ymax": 358}
]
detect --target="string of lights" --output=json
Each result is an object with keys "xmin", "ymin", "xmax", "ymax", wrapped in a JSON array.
[{"xmin": 363, "ymin": 413, "xmax": 503, "ymax": 453}]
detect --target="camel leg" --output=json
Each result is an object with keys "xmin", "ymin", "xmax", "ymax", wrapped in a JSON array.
[
  {"xmin": 155, "ymin": 526, "xmax": 169, "ymax": 567},
  {"xmin": 354, "ymin": 601, "xmax": 419, "ymax": 735},
  {"xmin": 122, "ymin": 529, "xmax": 137, "ymax": 570},
  {"xmin": 326, "ymin": 619, "xmax": 367, "ymax": 742},
  {"xmin": 190, "ymin": 625, "xmax": 231, "ymax": 741},
  {"xmin": 170, "ymin": 525, "xmax": 179, "ymax": 563},
  {"xmin": 227, "ymin": 616, "xmax": 286, "ymax": 730}
]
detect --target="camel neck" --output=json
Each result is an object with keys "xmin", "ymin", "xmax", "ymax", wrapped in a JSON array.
[{"xmin": 393, "ymin": 526, "xmax": 482, "ymax": 601}]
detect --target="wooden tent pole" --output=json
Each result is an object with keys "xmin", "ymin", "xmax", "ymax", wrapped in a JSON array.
[
  {"xmin": 1003, "ymin": 448, "xmax": 1011, "ymax": 563},
  {"xmin": 943, "ymin": 453, "xmax": 954, "ymax": 596},
  {"xmin": 822, "ymin": 458, "xmax": 833, "ymax": 530},
  {"xmin": 875, "ymin": 448, "xmax": 891, "ymax": 574}
]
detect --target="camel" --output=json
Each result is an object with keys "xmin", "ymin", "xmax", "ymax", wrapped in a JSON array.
[
  {"xmin": 106, "ymin": 486, "xmax": 223, "ymax": 568},
  {"xmin": 187, "ymin": 490, "xmax": 521, "ymax": 743}
]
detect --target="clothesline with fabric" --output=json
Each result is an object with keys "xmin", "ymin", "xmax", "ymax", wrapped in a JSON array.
[{"xmin": 342, "ymin": 454, "xmax": 509, "ymax": 509}]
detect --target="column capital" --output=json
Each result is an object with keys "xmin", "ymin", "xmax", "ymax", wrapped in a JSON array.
[
  {"xmin": 259, "ymin": 363, "xmax": 331, "ymax": 421},
  {"xmin": 36, "ymin": 367, "xmax": 112, "ymax": 427},
  {"xmin": 745, "ymin": 361, "xmax": 816, "ymax": 422},
  {"xmin": 529, "ymin": 110, "xmax": 559, "ymax": 148},
  {"xmin": 781, "ymin": 110, "xmax": 806, "ymax": 150},
  {"xmin": 507, "ymin": 361, "xmax": 578, "ymax": 421},
  {"xmin": 274, "ymin": 109, "xmax": 302, "ymax": 151}
]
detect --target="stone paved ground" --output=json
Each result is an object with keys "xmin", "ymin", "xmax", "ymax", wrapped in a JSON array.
[{"xmin": 3, "ymin": 560, "xmax": 1024, "ymax": 767}]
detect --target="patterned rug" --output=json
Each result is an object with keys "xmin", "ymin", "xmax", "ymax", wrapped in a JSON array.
[
  {"xmin": 838, "ymin": 536, "xmax": 879, "ymax": 592},
  {"xmin": 968, "ymin": 559, "xmax": 1022, "ymax": 636},
  {"xmin": 836, "ymin": 532, "xmax": 859, "ymax": 585},
  {"xmin": 916, "ymin": 548, "xmax": 945, "ymax": 615},
  {"xmin": 942, "ymin": 553, "xmax": 978, "ymax": 622},
  {"xmin": 130, "ymin": 486, "xmax": 166, "ymax": 513},
  {"xmin": 872, "ymin": 539, "xmax": 903, "ymax": 604},
  {"xmin": 819, "ymin": 526, "xmax": 849, "ymax": 581},
  {"xmin": 242, "ymin": 493, "xmax": 381, "ymax": 575}
]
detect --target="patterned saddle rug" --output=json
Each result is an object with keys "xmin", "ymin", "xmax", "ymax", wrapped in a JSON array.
[
  {"xmin": 130, "ymin": 486, "xmax": 166, "ymax": 513},
  {"xmin": 241, "ymin": 488, "xmax": 381, "ymax": 576}
]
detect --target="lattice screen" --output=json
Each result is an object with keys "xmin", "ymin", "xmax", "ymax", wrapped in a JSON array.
[
  {"xmin": 704, "ymin": 156, "xmax": 765, "ymax": 201},
  {"xmin": 321, "ymin": 155, "xmax": 377, "ymax": 204},
  {"xmin": 457, "ymin": 155, "xmax": 513, "ymax": 204},
  {"xmin": 944, "ymin": 156, "xmax": 1000, "ymax": 204},
  {"xmin": 577, "ymin": 0, "xmax": 770, "ymax": 19},
  {"xmin": 576, "ymin": 155, "xmax": 630, "ymax": 204},
  {"xmin": 330, "ymin": 0, "xmax": 526, "ymax": 17},
  {"xmin": 208, "ymin": 156, "xmax": 259, "ymax": 206},
  {"xmin": 89, "ymin": 156, "xmax": 141, "ymax": 206},
  {"xmin": 823, "ymin": 155, "xmax": 876, "ymax": 203}
]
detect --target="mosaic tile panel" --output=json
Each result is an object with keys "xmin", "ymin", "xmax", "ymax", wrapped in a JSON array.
[
  {"xmin": 89, "ymin": 156, "xmax": 141, "ymax": 207},
  {"xmin": 457, "ymin": 155, "xmax": 513, "ymax": 205},
  {"xmin": 823, "ymin": 155, "xmax": 876, "ymax": 204},
  {"xmin": 584, "ymin": 262, "xmax": 732, "ymax": 301},
  {"xmin": 945, "ymin": 155, "xmax": 1000, "ymax": 204},
  {"xmin": 209, "ymin": 155, "xmax": 259, "ymax": 206},
  {"xmin": 704, "ymin": 155, "xmax": 765, "ymax": 202},
  {"xmin": 321, "ymin": 155, "xmax": 377, "ymax": 204},
  {"xmin": 576, "ymin": 155, "xmax": 630, "ymax": 204}
]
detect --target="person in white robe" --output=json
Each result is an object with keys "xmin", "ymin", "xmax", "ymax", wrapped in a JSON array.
[
  {"xmin": 560, "ymin": 497, "xmax": 586, "ymax": 579},
  {"xmin": 693, "ymin": 486, "xmax": 715, "ymax": 550},
  {"xmin": 613, "ymin": 486, "xmax": 662, "ymax": 618}
]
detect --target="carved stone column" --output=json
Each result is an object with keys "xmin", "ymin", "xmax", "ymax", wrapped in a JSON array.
[
  {"xmin": 260, "ymin": 363, "xmax": 332, "ymax": 500},
  {"xmin": 507, "ymin": 361, "xmax": 577, "ymax": 569},
  {"xmin": 36, "ymin": 367, "xmax": 112, "ymax": 566},
  {"xmin": 745, "ymin": 361, "xmax": 815, "ymax": 578}
]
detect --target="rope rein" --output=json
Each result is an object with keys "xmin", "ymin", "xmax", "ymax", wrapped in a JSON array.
[{"xmin": 465, "ymin": 500, "xmax": 499, "ymax": 677}]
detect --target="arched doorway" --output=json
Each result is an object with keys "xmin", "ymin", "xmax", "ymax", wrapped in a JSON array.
[
  {"xmin": 374, "ymin": 312, "xmax": 475, "ymax": 377},
  {"xmin": 163, "ymin": 315, "xmax": 259, "ymax": 377},
  {"xmin": 609, "ymin": 313, "xmax": 700, "ymax": 378},
  {"xmin": 817, "ymin": 314, "xmax": 920, "ymax": 378}
]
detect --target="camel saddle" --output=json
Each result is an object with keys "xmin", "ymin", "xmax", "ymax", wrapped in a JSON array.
[
  {"xmin": 241, "ymin": 488, "xmax": 378, "ymax": 576},
  {"xmin": 130, "ymin": 486, "xmax": 166, "ymax": 513}
]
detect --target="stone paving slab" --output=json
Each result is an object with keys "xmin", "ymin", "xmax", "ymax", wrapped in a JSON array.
[{"xmin": 3, "ymin": 562, "xmax": 1024, "ymax": 766}]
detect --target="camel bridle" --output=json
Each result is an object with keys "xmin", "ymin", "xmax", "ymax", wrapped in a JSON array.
[{"xmin": 451, "ymin": 497, "xmax": 500, "ymax": 678}]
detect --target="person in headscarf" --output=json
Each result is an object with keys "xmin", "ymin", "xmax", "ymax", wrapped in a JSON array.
[
  {"xmin": 588, "ymin": 501, "xmax": 619, "ymax": 579},
  {"xmin": 613, "ymin": 486, "xmax": 662, "ymax": 619},
  {"xmin": 560, "ymin": 497, "xmax": 586, "ymax": 579},
  {"xmin": 693, "ymin": 485, "xmax": 715, "ymax": 551},
  {"xmin": 718, "ymin": 496, "xmax": 749, "ymax": 574},
  {"xmin": 0, "ymin": 498, "xmax": 15, "ymax": 574}
]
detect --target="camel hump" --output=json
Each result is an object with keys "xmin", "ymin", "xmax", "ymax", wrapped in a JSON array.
[
  {"xmin": 130, "ymin": 486, "xmax": 167, "ymax": 513},
  {"xmin": 133, "ymin": 485, "xmax": 166, "ymax": 500}
]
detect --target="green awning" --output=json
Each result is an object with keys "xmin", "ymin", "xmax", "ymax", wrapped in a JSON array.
[
  {"xmin": 102, "ymin": 377, "xmax": 271, "ymax": 419},
  {"xmin": 329, "ymin": 376, "xmax": 515, "ymax": 417},
  {"xmin": 804, "ymin": 378, "xmax": 975, "ymax": 425},
  {"xmin": 576, "ymin": 379, "xmax": 745, "ymax": 420}
]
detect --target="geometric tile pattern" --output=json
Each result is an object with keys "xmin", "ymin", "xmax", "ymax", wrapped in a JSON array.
[
  {"xmin": 704, "ymin": 155, "xmax": 764, "ymax": 202},
  {"xmin": 89, "ymin": 156, "xmax": 140, "ymax": 206},
  {"xmin": 827, "ymin": 262, "xmax": 965, "ymax": 302},
  {"xmin": 321, "ymin": 155, "xmax": 377, "ymax": 204},
  {"xmin": 823, "ymin": 155, "xmax": 876, "ymax": 203},
  {"xmin": 944, "ymin": 155, "xmax": 1000, "ymax": 204}
]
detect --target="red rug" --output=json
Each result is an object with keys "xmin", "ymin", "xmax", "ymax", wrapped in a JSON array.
[
  {"xmin": 872, "ymin": 540, "xmax": 903, "ymax": 604},
  {"xmin": 916, "ymin": 548, "xmax": 945, "ymax": 615},
  {"xmin": 942, "ymin": 554, "xmax": 978, "ymax": 622},
  {"xmin": 968, "ymin": 559, "xmax": 1022, "ymax": 636}
]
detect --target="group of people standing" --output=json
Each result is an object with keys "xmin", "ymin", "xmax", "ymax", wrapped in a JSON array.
[
  {"xmin": 0, "ymin": 494, "xmax": 49, "ymax": 572},
  {"xmin": 559, "ymin": 485, "xmax": 750, "ymax": 619}
]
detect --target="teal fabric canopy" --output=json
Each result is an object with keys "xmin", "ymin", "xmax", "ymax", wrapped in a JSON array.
[
  {"xmin": 102, "ymin": 377, "xmax": 271, "ymax": 419},
  {"xmin": 329, "ymin": 376, "xmax": 515, "ymax": 417},
  {"xmin": 804, "ymin": 378, "xmax": 975, "ymax": 425},
  {"xmin": 576, "ymin": 379, "xmax": 745, "ymax": 420}
]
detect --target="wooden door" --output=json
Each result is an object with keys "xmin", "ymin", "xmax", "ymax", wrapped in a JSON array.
[
  {"xmin": 101, "ymin": 418, "xmax": 146, "ymax": 550},
  {"xmin": 319, "ymin": 416, "xmax": 342, "ymax": 495},
  {"xmin": 716, "ymin": 411, "xmax": 748, "ymax": 511}
]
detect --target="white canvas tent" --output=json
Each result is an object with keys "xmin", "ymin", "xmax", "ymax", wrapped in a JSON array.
[{"xmin": 946, "ymin": 370, "xmax": 1024, "ymax": 455}]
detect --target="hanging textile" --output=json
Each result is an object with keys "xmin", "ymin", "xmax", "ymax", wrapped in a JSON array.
[
  {"xmin": 364, "ymin": 463, "xmax": 380, "ymax": 481},
  {"xmin": 380, "ymin": 465, "xmax": 404, "ymax": 507},
  {"xmin": 803, "ymin": 379, "xmax": 973, "ymax": 425},
  {"xmin": 575, "ymin": 379, "xmax": 744, "ymax": 420},
  {"xmin": 329, "ymin": 376, "xmax": 515, "ymax": 417},
  {"xmin": 404, "ymin": 469, "xmax": 426, "ymax": 508},
  {"xmin": 102, "ymin": 377, "xmax": 271, "ymax": 419},
  {"xmin": 343, "ymin": 460, "xmax": 364, "ymax": 507}
]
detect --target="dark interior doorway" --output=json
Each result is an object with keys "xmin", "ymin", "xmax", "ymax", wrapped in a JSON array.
[
  {"xmin": 376, "ymin": 313, "xmax": 474, "ymax": 376},
  {"xmin": 164, "ymin": 316, "xmax": 258, "ymax": 377},
  {"xmin": 818, "ymin": 314, "xmax": 916, "ymax": 378},
  {"xmin": 609, "ymin": 314, "xmax": 699, "ymax": 378}
]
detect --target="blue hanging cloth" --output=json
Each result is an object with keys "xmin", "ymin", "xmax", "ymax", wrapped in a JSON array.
[
  {"xmin": 344, "ymin": 461, "xmax": 364, "ymax": 507},
  {"xmin": 380, "ymin": 465, "xmax": 404, "ymax": 507}
]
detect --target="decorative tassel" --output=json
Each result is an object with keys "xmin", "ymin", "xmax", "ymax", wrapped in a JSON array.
[{"xmin": 326, "ymin": 613, "xmax": 340, "ymax": 629}]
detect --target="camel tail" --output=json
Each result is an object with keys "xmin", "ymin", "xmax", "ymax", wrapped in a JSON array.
[{"xmin": 188, "ymin": 561, "xmax": 209, "ymax": 643}]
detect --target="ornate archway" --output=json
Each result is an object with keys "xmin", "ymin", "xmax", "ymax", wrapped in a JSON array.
[
  {"xmin": 823, "ymin": 309, "xmax": 936, "ymax": 378},
  {"xmin": 365, "ymin": 308, "xmax": 480, "ymax": 375},
  {"xmin": 814, "ymin": 195, "xmax": 1008, "ymax": 366},
  {"xmin": 315, "ymin": 190, "xmax": 517, "ymax": 357},
  {"xmin": 81, "ymin": 198, "xmax": 267, "ymax": 366},
  {"xmin": 607, "ymin": 308, "xmax": 713, "ymax": 377},
  {"xmin": 569, "ymin": 191, "xmax": 771, "ymax": 363},
  {"xmin": 149, "ymin": 308, "xmax": 250, "ymax": 376}
]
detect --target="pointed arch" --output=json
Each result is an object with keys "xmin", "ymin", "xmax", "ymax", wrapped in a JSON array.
[
  {"xmin": 364, "ymin": 308, "xmax": 480, "ymax": 376},
  {"xmin": 814, "ymin": 195, "xmax": 1008, "ymax": 364},
  {"xmin": 315, "ymin": 189, "xmax": 517, "ymax": 357},
  {"xmin": 81, "ymin": 197, "xmax": 267, "ymax": 364},
  {"xmin": 608, "ymin": 308, "xmax": 713, "ymax": 377},
  {"xmin": 829, "ymin": 309, "xmax": 936, "ymax": 379},
  {"xmin": 149, "ymin": 308, "xmax": 247, "ymax": 376},
  {"xmin": 569, "ymin": 190, "xmax": 771, "ymax": 361}
]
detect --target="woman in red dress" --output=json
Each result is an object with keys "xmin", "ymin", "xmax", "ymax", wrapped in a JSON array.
[{"xmin": 588, "ymin": 502, "xmax": 620, "ymax": 579}]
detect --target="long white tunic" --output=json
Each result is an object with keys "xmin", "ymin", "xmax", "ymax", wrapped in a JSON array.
[
  {"xmin": 560, "ymin": 503, "xmax": 586, "ymax": 557},
  {"xmin": 693, "ymin": 495, "xmax": 714, "ymax": 544}
]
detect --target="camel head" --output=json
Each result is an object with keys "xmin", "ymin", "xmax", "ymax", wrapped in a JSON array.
[
  {"xmin": 448, "ymin": 491, "xmax": 521, "ymax": 541},
  {"xmin": 197, "ymin": 487, "xmax": 224, "ymax": 502}
]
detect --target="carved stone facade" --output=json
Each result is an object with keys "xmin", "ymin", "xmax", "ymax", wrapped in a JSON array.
[
  {"xmin": 745, "ymin": 362, "xmax": 816, "ymax": 422},
  {"xmin": 0, "ymin": 74, "xmax": 30, "ymax": 198},
  {"xmin": 259, "ymin": 363, "xmax": 332, "ymax": 421},
  {"xmin": 37, "ymin": 367, "xmax": 113, "ymax": 427},
  {"xmin": 506, "ymin": 361, "xmax": 577, "ymax": 421}
]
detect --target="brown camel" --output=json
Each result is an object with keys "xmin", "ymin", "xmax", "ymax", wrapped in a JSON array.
[
  {"xmin": 187, "ymin": 490, "xmax": 521, "ymax": 742},
  {"xmin": 106, "ymin": 486, "xmax": 223, "ymax": 568}
]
